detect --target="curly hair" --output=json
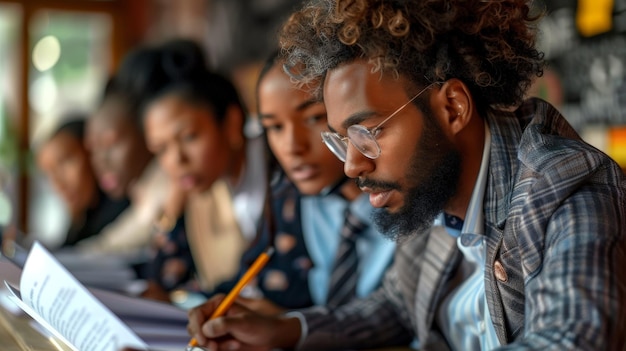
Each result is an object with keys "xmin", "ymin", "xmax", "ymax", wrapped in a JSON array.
[{"xmin": 279, "ymin": 0, "xmax": 545, "ymax": 112}]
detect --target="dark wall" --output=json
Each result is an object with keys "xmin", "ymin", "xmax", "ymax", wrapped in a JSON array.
[
  {"xmin": 204, "ymin": 0, "xmax": 304, "ymax": 74},
  {"xmin": 537, "ymin": 0, "xmax": 626, "ymax": 129}
]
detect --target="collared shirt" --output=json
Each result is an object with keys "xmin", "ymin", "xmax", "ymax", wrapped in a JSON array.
[
  {"xmin": 436, "ymin": 121, "xmax": 501, "ymax": 350},
  {"xmin": 301, "ymin": 193, "xmax": 395, "ymax": 305}
]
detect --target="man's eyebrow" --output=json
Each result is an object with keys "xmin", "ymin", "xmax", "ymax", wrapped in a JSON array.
[
  {"xmin": 327, "ymin": 111, "xmax": 377, "ymax": 134},
  {"xmin": 342, "ymin": 111, "xmax": 377, "ymax": 130}
]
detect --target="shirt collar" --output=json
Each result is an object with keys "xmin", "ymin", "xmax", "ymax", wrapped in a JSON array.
[{"xmin": 461, "ymin": 120, "xmax": 491, "ymax": 235}]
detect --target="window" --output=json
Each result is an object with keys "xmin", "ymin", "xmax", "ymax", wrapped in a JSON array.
[{"xmin": 0, "ymin": 0, "xmax": 141, "ymax": 246}]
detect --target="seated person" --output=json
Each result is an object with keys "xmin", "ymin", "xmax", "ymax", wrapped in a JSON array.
[
  {"xmin": 78, "ymin": 79, "xmax": 179, "ymax": 259},
  {"xmin": 35, "ymin": 116, "xmax": 129, "ymax": 247},
  {"xmin": 138, "ymin": 39, "xmax": 267, "ymax": 299}
]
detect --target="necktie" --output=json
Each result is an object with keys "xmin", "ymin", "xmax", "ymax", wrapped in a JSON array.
[{"xmin": 326, "ymin": 207, "xmax": 367, "ymax": 308}]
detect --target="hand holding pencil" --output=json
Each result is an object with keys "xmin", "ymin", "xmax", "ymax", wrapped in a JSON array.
[{"xmin": 186, "ymin": 247, "xmax": 275, "ymax": 351}]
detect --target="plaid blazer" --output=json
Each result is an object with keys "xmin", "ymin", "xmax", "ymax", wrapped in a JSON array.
[{"xmin": 297, "ymin": 98, "xmax": 626, "ymax": 351}]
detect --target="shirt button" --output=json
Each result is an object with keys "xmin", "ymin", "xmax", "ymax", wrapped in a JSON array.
[
  {"xmin": 479, "ymin": 320, "xmax": 486, "ymax": 333},
  {"xmin": 494, "ymin": 260, "xmax": 508, "ymax": 282}
]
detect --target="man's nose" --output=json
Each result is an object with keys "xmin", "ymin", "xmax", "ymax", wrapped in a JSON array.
[{"xmin": 343, "ymin": 143, "xmax": 374, "ymax": 179}]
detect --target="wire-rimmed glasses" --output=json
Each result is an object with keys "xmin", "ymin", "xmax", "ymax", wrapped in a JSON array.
[{"xmin": 321, "ymin": 82, "xmax": 439, "ymax": 162}]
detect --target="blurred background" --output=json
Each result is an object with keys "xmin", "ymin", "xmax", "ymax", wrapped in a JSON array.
[{"xmin": 0, "ymin": 0, "xmax": 624, "ymax": 246}]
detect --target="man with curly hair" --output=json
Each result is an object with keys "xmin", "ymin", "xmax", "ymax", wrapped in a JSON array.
[{"xmin": 184, "ymin": 0, "xmax": 626, "ymax": 350}]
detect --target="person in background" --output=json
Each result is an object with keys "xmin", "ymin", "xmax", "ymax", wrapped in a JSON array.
[
  {"xmin": 35, "ymin": 116, "xmax": 129, "ymax": 247},
  {"xmin": 138, "ymin": 39, "xmax": 267, "ymax": 301},
  {"xmin": 78, "ymin": 75, "xmax": 182, "ymax": 259},
  {"xmin": 185, "ymin": 0, "xmax": 626, "ymax": 350}
]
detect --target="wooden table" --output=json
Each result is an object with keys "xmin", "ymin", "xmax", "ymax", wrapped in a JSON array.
[
  {"xmin": 0, "ymin": 258, "xmax": 70, "ymax": 350},
  {"xmin": 0, "ymin": 305, "xmax": 72, "ymax": 351}
]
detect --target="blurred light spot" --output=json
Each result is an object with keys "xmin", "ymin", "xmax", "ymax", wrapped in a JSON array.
[
  {"xmin": 29, "ymin": 74, "xmax": 58, "ymax": 113},
  {"xmin": 576, "ymin": 0, "xmax": 614, "ymax": 37},
  {"xmin": 32, "ymin": 35, "xmax": 61, "ymax": 72},
  {"xmin": 609, "ymin": 126, "xmax": 626, "ymax": 168},
  {"xmin": 581, "ymin": 125, "xmax": 608, "ymax": 153}
]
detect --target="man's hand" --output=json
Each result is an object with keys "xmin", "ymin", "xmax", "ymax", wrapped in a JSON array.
[
  {"xmin": 187, "ymin": 294, "xmax": 302, "ymax": 351},
  {"xmin": 235, "ymin": 296, "xmax": 286, "ymax": 316}
]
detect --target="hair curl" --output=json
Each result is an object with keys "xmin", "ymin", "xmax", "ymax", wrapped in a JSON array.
[{"xmin": 279, "ymin": 0, "xmax": 545, "ymax": 111}]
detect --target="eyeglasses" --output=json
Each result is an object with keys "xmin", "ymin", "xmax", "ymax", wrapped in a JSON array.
[{"xmin": 321, "ymin": 82, "xmax": 439, "ymax": 162}]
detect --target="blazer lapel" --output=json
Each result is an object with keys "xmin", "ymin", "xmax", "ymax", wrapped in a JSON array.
[
  {"xmin": 415, "ymin": 226, "xmax": 461, "ymax": 344},
  {"xmin": 482, "ymin": 108, "xmax": 528, "ymax": 343}
]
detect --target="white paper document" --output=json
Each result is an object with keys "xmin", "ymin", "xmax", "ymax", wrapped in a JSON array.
[{"xmin": 4, "ymin": 242, "xmax": 148, "ymax": 351}]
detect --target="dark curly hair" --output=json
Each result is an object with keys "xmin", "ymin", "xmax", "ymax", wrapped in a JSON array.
[{"xmin": 279, "ymin": 0, "xmax": 545, "ymax": 113}]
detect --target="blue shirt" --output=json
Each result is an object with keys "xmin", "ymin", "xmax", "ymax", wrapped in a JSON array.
[
  {"xmin": 437, "ymin": 121, "xmax": 501, "ymax": 350},
  {"xmin": 301, "ymin": 193, "xmax": 395, "ymax": 305}
]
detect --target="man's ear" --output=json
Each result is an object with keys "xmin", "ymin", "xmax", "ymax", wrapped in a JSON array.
[
  {"xmin": 432, "ymin": 78, "xmax": 473, "ymax": 137},
  {"xmin": 224, "ymin": 105, "xmax": 245, "ymax": 151}
]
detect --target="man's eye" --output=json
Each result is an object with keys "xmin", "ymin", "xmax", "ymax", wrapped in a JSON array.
[{"xmin": 370, "ymin": 127, "xmax": 383, "ymax": 137}]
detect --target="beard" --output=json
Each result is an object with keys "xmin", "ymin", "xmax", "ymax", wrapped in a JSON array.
[{"xmin": 364, "ymin": 106, "xmax": 462, "ymax": 242}]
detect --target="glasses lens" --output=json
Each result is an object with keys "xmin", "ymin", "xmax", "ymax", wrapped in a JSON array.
[
  {"xmin": 321, "ymin": 131, "xmax": 347, "ymax": 162},
  {"xmin": 347, "ymin": 125, "xmax": 381, "ymax": 159}
]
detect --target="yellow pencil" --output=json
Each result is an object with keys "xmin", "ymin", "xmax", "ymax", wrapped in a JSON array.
[{"xmin": 187, "ymin": 246, "xmax": 275, "ymax": 349}]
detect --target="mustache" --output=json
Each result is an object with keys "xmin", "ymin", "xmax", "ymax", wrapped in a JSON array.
[{"xmin": 355, "ymin": 177, "xmax": 401, "ymax": 192}]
